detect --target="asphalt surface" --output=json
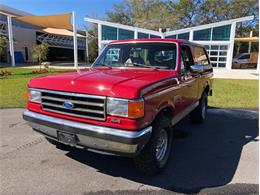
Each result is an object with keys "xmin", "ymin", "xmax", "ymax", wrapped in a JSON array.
[{"xmin": 0, "ymin": 108, "xmax": 258, "ymax": 195}]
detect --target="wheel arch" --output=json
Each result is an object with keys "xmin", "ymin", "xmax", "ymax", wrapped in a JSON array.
[
  {"xmin": 153, "ymin": 105, "xmax": 174, "ymax": 128},
  {"xmin": 204, "ymin": 85, "xmax": 210, "ymax": 96}
]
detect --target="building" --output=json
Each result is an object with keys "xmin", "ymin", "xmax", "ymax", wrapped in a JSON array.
[
  {"xmin": 0, "ymin": 4, "xmax": 86, "ymax": 65},
  {"xmin": 0, "ymin": 4, "xmax": 257, "ymax": 70},
  {"xmin": 85, "ymin": 16, "xmax": 256, "ymax": 70}
]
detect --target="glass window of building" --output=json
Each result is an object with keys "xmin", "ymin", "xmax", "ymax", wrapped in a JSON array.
[
  {"xmin": 104, "ymin": 48, "xmax": 121, "ymax": 65},
  {"xmin": 138, "ymin": 32, "xmax": 149, "ymax": 38},
  {"xmin": 219, "ymin": 51, "xmax": 227, "ymax": 56},
  {"xmin": 203, "ymin": 45, "xmax": 210, "ymax": 50},
  {"xmin": 210, "ymin": 57, "xmax": 218, "ymax": 61},
  {"xmin": 211, "ymin": 45, "xmax": 219, "ymax": 50},
  {"xmin": 101, "ymin": 25, "xmax": 117, "ymax": 40},
  {"xmin": 150, "ymin": 34, "xmax": 161, "ymax": 38},
  {"xmin": 118, "ymin": 29, "xmax": 134, "ymax": 40},
  {"xmin": 220, "ymin": 45, "xmax": 228, "ymax": 50},
  {"xmin": 218, "ymin": 63, "xmax": 226, "ymax": 67},
  {"xmin": 210, "ymin": 51, "xmax": 218, "ymax": 56},
  {"xmin": 212, "ymin": 25, "xmax": 231, "ymax": 41},
  {"xmin": 211, "ymin": 63, "xmax": 217, "ymax": 67},
  {"xmin": 207, "ymin": 44, "xmax": 228, "ymax": 68},
  {"xmin": 219, "ymin": 57, "xmax": 226, "ymax": 61},
  {"xmin": 178, "ymin": 32, "xmax": 189, "ymax": 40},
  {"xmin": 165, "ymin": 35, "xmax": 177, "ymax": 39},
  {"xmin": 193, "ymin": 28, "xmax": 211, "ymax": 40}
]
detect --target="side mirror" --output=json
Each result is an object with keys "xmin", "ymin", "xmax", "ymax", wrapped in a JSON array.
[
  {"xmin": 190, "ymin": 64, "xmax": 205, "ymax": 73},
  {"xmin": 190, "ymin": 64, "xmax": 213, "ymax": 73}
]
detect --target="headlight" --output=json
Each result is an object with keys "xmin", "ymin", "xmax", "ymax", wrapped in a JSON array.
[
  {"xmin": 29, "ymin": 89, "xmax": 41, "ymax": 103},
  {"xmin": 107, "ymin": 98, "xmax": 144, "ymax": 119}
]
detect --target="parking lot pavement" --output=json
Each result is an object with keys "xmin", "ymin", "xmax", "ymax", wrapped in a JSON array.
[{"xmin": 0, "ymin": 108, "xmax": 258, "ymax": 195}]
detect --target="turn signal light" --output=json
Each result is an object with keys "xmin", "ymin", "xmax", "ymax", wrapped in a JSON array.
[{"xmin": 128, "ymin": 101, "xmax": 144, "ymax": 119}]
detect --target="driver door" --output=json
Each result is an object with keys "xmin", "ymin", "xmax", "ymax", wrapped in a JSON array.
[{"xmin": 179, "ymin": 44, "xmax": 199, "ymax": 107}]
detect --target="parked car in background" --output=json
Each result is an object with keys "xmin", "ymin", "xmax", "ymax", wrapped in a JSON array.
[
  {"xmin": 233, "ymin": 53, "xmax": 250, "ymax": 64},
  {"xmin": 233, "ymin": 52, "xmax": 258, "ymax": 69},
  {"xmin": 23, "ymin": 39, "xmax": 213, "ymax": 175}
]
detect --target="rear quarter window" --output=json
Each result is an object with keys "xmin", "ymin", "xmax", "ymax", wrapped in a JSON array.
[{"xmin": 193, "ymin": 46, "xmax": 210, "ymax": 66}]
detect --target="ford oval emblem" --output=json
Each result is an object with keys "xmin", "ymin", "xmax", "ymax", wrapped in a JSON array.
[{"xmin": 63, "ymin": 102, "xmax": 74, "ymax": 109}]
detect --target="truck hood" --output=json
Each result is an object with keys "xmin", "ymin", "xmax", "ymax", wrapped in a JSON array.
[{"xmin": 29, "ymin": 67, "xmax": 178, "ymax": 99}]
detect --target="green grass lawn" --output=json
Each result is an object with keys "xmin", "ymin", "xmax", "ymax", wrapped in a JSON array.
[
  {"xmin": 208, "ymin": 79, "xmax": 258, "ymax": 110},
  {"xmin": 0, "ymin": 67, "xmax": 259, "ymax": 109},
  {"xmin": 0, "ymin": 67, "xmax": 75, "ymax": 108}
]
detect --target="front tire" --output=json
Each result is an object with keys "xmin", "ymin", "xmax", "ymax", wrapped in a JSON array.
[
  {"xmin": 134, "ymin": 120, "xmax": 172, "ymax": 175},
  {"xmin": 190, "ymin": 92, "xmax": 208, "ymax": 124}
]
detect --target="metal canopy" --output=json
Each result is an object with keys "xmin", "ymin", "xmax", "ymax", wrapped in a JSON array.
[
  {"xmin": 37, "ymin": 32, "xmax": 86, "ymax": 50},
  {"xmin": 36, "ymin": 27, "xmax": 86, "ymax": 50}
]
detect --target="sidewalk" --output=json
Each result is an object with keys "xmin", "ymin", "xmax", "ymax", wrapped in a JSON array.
[{"xmin": 213, "ymin": 69, "xmax": 258, "ymax": 80}]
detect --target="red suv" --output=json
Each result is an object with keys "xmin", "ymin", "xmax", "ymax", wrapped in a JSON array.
[{"xmin": 23, "ymin": 39, "xmax": 213, "ymax": 175}]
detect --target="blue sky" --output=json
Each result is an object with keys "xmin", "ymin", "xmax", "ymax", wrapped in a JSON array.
[{"xmin": 2, "ymin": 0, "xmax": 122, "ymax": 29}]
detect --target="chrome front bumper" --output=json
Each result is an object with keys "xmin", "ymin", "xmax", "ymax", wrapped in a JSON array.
[{"xmin": 23, "ymin": 110, "xmax": 152, "ymax": 156}]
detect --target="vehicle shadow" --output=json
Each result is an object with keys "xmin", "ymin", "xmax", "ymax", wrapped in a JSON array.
[{"xmin": 65, "ymin": 109, "xmax": 258, "ymax": 194}]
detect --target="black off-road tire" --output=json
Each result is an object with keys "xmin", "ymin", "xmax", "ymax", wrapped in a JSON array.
[
  {"xmin": 190, "ymin": 92, "xmax": 208, "ymax": 124},
  {"xmin": 134, "ymin": 119, "xmax": 173, "ymax": 175},
  {"xmin": 45, "ymin": 137, "xmax": 70, "ymax": 150}
]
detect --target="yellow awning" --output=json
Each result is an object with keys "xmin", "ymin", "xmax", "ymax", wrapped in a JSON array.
[
  {"xmin": 38, "ymin": 28, "xmax": 85, "ymax": 38},
  {"xmin": 15, "ymin": 13, "xmax": 72, "ymax": 30},
  {"xmin": 235, "ymin": 37, "xmax": 259, "ymax": 42}
]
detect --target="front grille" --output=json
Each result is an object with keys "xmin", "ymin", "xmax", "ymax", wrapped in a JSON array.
[{"xmin": 40, "ymin": 90, "xmax": 106, "ymax": 121}]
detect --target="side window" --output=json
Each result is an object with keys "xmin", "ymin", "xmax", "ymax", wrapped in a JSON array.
[
  {"xmin": 239, "ymin": 54, "xmax": 250, "ymax": 60},
  {"xmin": 181, "ymin": 45, "xmax": 193, "ymax": 72},
  {"xmin": 193, "ymin": 47, "xmax": 210, "ymax": 66},
  {"xmin": 154, "ymin": 49, "xmax": 176, "ymax": 69}
]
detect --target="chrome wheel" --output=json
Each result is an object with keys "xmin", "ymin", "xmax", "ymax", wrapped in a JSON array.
[{"xmin": 155, "ymin": 129, "xmax": 168, "ymax": 162}]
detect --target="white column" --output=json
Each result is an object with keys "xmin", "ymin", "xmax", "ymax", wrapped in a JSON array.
[
  {"xmin": 98, "ymin": 23, "xmax": 102, "ymax": 54},
  {"xmin": 116, "ymin": 28, "xmax": 119, "ymax": 40},
  {"xmin": 159, "ymin": 28, "xmax": 165, "ymax": 38},
  {"xmin": 72, "ymin": 11, "xmax": 78, "ymax": 69},
  {"xmin": 85, "ymin": 30, "xmax": 89, "ymax": 65},
  {"xmin": 189, "ymin": 30, "xmax": 193, "ymax": 41},
  {"xmin": 134, "ymin": 30, "xmax": 138, "ymax": 39},
  {"xmin": 257, "ymin": 52, "xmax": 260, "ymax": 73},
  {"xmin": 257, "ymin": 30, "xmax": 260, "ymax": 73},
  {"xmin": 161, "ymin": 33, "xmax": 165, "ymax": 39},
  {"xmin": 7, "ymin": 16, "xmax": 15, "ymax": 67},
  {"xmin": 248, "ymin": 31, "xmax": 253, "ymax": 53},
  {"xmin": 226, "ymin": 22, "xmax": 236, "ymax": 70}
]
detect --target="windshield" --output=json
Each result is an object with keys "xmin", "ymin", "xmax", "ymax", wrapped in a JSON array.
[{"xmin": 93, "ymin": 42, "xmax": 177, "ymax": 70}]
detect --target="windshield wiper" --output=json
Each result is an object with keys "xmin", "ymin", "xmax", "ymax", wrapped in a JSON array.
[
  {"xmin": 131, "ymin": 63, "xmax": 159, "ymax": 70},
  {"xmin": 93, "ymin": 63, "xmax": 112, "ymax": 69}
]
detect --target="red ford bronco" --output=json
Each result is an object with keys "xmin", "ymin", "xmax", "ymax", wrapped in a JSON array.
[{"xmin": 23, "ymin": 39, "xmax": 213, "ymax": 175}]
